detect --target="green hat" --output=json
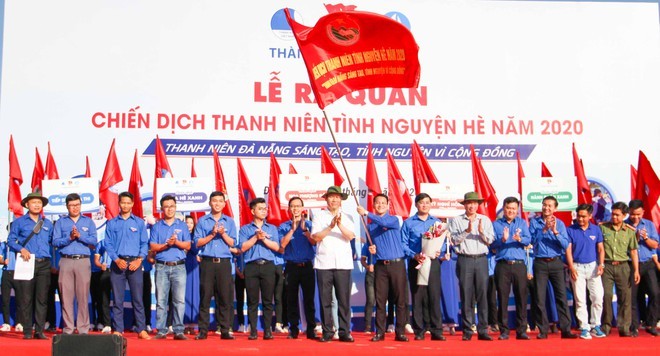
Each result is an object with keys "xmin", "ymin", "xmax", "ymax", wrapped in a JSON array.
[
  {"xmin": 21, "ymin": 192, "xmax": 49, "ymax": 207},
  {"xmin": 322, "ymin": 186, "xmax": 348, "ymax": 200},
  {"xmin": 459, "ymin": 191, "xmax": 484, "ymax": 205}
]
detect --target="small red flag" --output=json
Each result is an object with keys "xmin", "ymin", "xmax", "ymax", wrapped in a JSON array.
[
  {"xmin": 284, "ymin": 8, "xmax": 420, "ymax": 109},
  {"xmin": 212, "ymin": 148, "xmax": 234, "ymax": 217},
  {"xmin": 128, "ymin": 149, "xmax": 144, "ymax": 218},
  {"xmin": 470, "ymin": 145, "xmax": 498, "ymax": 220},
  {"xmin": 386, "ymin": 151, "xmax": 411, "ymax": 219},
  {"xmin": 153, "ymin": 136, "xmax": 173, "ymax": 214},
  {"xmin": 539, "ymin": 162, "xmax": 572, "ymax": 226},
  {"xmin": 631, "ymin": 164, "xmax": 638, "ymax": 200},
  {"xmin": 289, "ymin": 163, "xmax": 298, "ymax": 174},
  {"xmin": 572, "ymin": 143, "xmax": 592, "ymax": 205},
  {"xmin": 267, "ymin": 153, "xmax": 288, "ymax": 226},
  {"xmin": 321, "ymin": 146, "xmax": 344, "ymax": 186},
  {"xmin": 516, "ymin": 151, "xmax": 529, "ymax": 222},
  {"xmin": 411, "ymin": 140, "xmax": 438, "ymax": 195},
  {"xmin": 635, "ymin": 150, "xmax": 660, "ymax": 230},
  {"xmin": 31, "ymin": 148, "xmax": 44, "ymax": 193},
  {"xmin": 100, "ymin": 139, "xmax": 123, "ymax": 219},
  {"xmin": 365, "ymin": 143, "xmax": 381, "ymax": 212},
  {"xmin": 188, "ymin": 157, "xmax": 205, "ymax": 221},
  {"xmin": 45, "ymin": 142, "xmax": 59, "ymax": 180},
  {"xmin": 85, "ymin": 156, "xmax": 91, "ymax": 178},
  {"xmin": 8, "ymin": 135, "xmax": 24, "ymax": 217},
  {"xmin": 541, "ymin": 162, "xmax": 552, "ymax": 177},
  {"xmin": 237, "ymin": 158, "xmax": 256, "ymax": 226},
  {"xmin": 191, "ymin": 157, "xmax": 197, "ymax": 178}
]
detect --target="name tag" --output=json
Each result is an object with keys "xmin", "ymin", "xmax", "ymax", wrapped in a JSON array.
[{"xmin": 130, "ymin": 227, "xmax": 138, "ymax": 232}]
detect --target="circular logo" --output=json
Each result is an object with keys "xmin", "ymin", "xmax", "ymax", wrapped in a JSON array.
[
  {"xmin": 271, "ymin": 8, "xmax": 303, "ymax": 41},
  {"xmin": 384, "ymin": 11, "xmax": 411, "ymax": 30},
  {"xmin": 326, "ymin": 17, "xmax": 360, "ymax": 46}
]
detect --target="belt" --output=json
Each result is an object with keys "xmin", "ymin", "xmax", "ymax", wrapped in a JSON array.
[
  {"xmin": 201, "ymin": 256, "xmax": 230, "ymax": 263},
  {"xmin": 156, "ymin": 259, "xmax": 185, "ymax": 266},
  {"xmin": 605, "ymin": 260, "xmax": 627, "ymax": 266},
  {"xmin": 248, "ymin": 259, "xmax": 272, "ymax": 265},
  {"xmin": 61, "ymin": 254, "xmax": 90, "ymax": 260},
  {"xmin": 287, "ymin": 261, "xmax": 312, "ymax": 267},
  {"xmin": 536, "ymin": 256, "xmax": 560, "ymax": 263},
  {"xmin": 34, "ymin": 257, "xmax": 51, "ymax": 263},
  {"xmin": 498, "ymin": 259, "xmax": 524, "ymax": 265},
  {"xmin": 119, "ymin": 255, "xmax": 139, "ymax": 262},
  {"xmin": 640, "ymin": 260, "xmax": 654, "ymax": 264},
  {"xmin": 377, "ymin": 258, "xmax": 403, "ymax": 265},
  {"xmin": 458, "ymin": 253, "xmax": 487, "ymax": 259}
]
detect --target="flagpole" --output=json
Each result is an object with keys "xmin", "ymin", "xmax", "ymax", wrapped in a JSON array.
[{"xmin": 322, "ymin": 110, "xmax": 373, "ymax": 246}]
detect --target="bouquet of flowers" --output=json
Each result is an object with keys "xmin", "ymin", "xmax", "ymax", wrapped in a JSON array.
[{"xmin": 416, "ymin": 221, "xmax": 448, "ymax": 286}]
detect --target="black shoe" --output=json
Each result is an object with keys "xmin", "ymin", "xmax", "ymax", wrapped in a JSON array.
[
  {"xmin": 561, "ymin": 332, "xmax": 578, "ymax": 339},
  {"xmin": 395, "ymin": 334, "xmax": 409, "ymax": 342},
  {"xmin": 34, "ymin": 332, "xmax": 48, "ymax": 340},
  {"xmin": 154, "ymin": 333, "xmax": 167, "ymax": 339},
  {"xmin": 264, "ymin": 330, "xmax": 274, "ymax": 340},
  {"xmin": 619, "ymin": 331, "xmax": 632, "ymax": 337},
  {"xmin": 195, "ymin": 331, "xmax": 208, "ymax": 340},
  {"xmin": 516, "ymin": 333, "xmax": 530, "ymax": 340},
  {"xmin": 287, "ymin": 328, "xmax": 299, "ymax": 339},
  {"xmin": 537, "ymin": 333, "xmax": 548, "ymax": 339},
  {"xmin": 550, "ymin": 324, "xmax": 559, "ymax": 334},
  {"xmin": 173, "ymin": 333, "xmax": 188, "ymax": 340},
  {"xmin": 339, "ymin": 334, "xmax": 354, "ymax": 342},
  {"xmin": 319, "ymin": 334, "xmax": 333, "ymax": 342},
  {"xmin": 248, "ymin": 332, "xmax": 258, "ymax": 340},
  {"xmin": 431, "ymin": 333, "xmax": 446, "ymax": 341},
  {"xmin": 307, "ymin": 333, "xmax": 319, "ymax": 340},
  {"xmin": 221, "ymin": 332, "xmax": 234, "ymax": 340},
  {"xmin": 414, "ymin": 333, "xmax": 425, "ymax": 340},
  {"xmin": 23, "ymin": 333, "xmax": 33, "ymax": 340},
  {"xmin": 371, "ymin": 333, "xmax": 385, "ymax": 342},
  {"xmin": 631, "ymin": 329, "xmax": 639, "ymax": 337},
  {"xmin": 462, "ymin": 333, "xmax": 473, "ymax": 341},
  {"xmin": 646, "ymin": 327, "xmax": 659, "ymax": 336},
  {"xmin": 478, "ymin": 333, "xmax": 493, "ymax": 341},
  {"xmin": 498, "ymin": 333, "xmax": 509, "ymax": 340}
]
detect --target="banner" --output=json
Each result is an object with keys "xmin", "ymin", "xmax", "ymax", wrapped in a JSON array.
[
  {"xmin": 155, "ymin": 177, "xmax": 214, "ymax": 212},
  {"xmin": 421, "ymin": 182, "xmax": 473, "ymax": 218},
  {"xmin": 42, "ymin": 178, "xmax": 99, "ymax": 214},
  {"xmin": 279, "ymin": 173, "xmax": 334, "ymax": 208},
  {"xmin": 522, "ymin": 177, "xmax": 578, "ymax": 212}
]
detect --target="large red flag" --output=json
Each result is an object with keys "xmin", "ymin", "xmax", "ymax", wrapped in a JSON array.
[
  {"xmin": 365, "ymin": 143, "xmax": 381, "ymax": 212},
  {"xmin": 100, "ymin": 139, "xmax": 123, "ymax": 220},
  {"xmin": 289, "ymin": 163, "xmax": 298, "ymax": 174},
  {"xmin": 8, "ymin": 136, "xmax": 24, "ymax": 217},
  {"xmin": 539, "ymin": 162, "xmax": 572, "ymax": 226},
  {"xmin": 45, "ymin": 142, "xmax": 59, "ymax": 180},
  {"xmin": 31, "ymin": 148, "xmax": 44, "ymax": 193},
  {"xmin": 128, "ymin": 150, "xmax": 144, "ymax": 218},
  {"xmin": 153, "ymin": 136, "xmax": 173, "ymax": 214},
  {"xmin": 284, "ymin": 8, "xmax": 420, "ymax": 109},
  {"xmin": 470, "ymin": 145, "xmax": 498, "ymax": 220},
  {"xmin": 541, "ymin": 162, "xmax": 552, "ymax": 177},
  {"xmin": 267, "ymin": 153, "xmax": 288, "ymax": 226},
  {"xmin": 635, "ymin": 150, "xmax": 660, "ymax": 229},
  {"xmin": 386, "ymin": 151, "xmax": 411, "ymax": 219},
  {"xmin": 321, "ymin": 146, "xmax": 344, "ymax": 186},
  {"xmin": 411, "ymin": 140, "xmax": 438, "ymax": 194},
  {"xmin": 85, "ymin": 156, "xmax": 91, "ymax": 178},
  {"xmin": 631, "ymin": 164, "xmax": 638, "ymax": 200},
  {"xmin": 572, "ymin": 143, "xmax": 592, "ymax": 205},
  {"xmin": 237, "ymin": 158, "xmax": 256, "ymax": 226},
  {"xmin": 212, "ymin": 148, "xmax": 234, "ymax": 217},
  {"xmin": 516, "ymin": 151, "xmax": 529, "ymax": 221}
]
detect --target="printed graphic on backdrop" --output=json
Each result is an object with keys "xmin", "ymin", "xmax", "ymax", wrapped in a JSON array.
[
  {"xmin": 155, "ymin": 177, "xmax": 214, "ymax": 212},
  {"xmin": 279, "ymin": 173, "xmax": 334, "ymax": 208},
  {"xmin": 421, "ymin": 183, "xmax": 473, "ymax": 218},
  {"xmin": 522, "ymin": 177, "xmax": 578, "ymax": 212},
  {"xmin": 42, "ymin": 178, "xmax": 99, "ymax": 214}
]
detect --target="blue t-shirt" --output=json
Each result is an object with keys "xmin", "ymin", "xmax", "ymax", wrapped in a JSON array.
[{"xmin": 567, "ymin": 223, "xmax": 603, "ymax": 264}]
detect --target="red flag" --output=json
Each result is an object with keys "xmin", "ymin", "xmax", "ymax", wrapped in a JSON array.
[
  {"xmin": 212, "ymin": 148, "xmax": 234, "ymax": 217},
  {"xmin": 539, "ymin": 162, "xmax": 572, "ymax": 226},
  {"xmin": 31, "ymin": 148, "xmax": 44, "ymax": 193},
  {"xmin": 516, "ymin": 151, "xmax": 529, "ymax": 221},
  {"xmin": 153, "ymin": 136, "xmax": 173, "ymax": 214},
  {"xmin": 365, "ymin": 143, "xmax": 381, "ymax": 212},
  {"xmin": 284, "ymin": 8, "xmax": 420, "ymax": 109},
  {"xmin": 191, "ymin": 157, "xmax": 197, "ymax": 177},
  {"xmin": 289, "ymin": 163, "xmax": 298, "ymax": 174},
  {"xmin": 237, "ymin": 158, "xmax": 256, "ymax": 226},
  {"xmin": 100, "ymin": 139, "xmax": 123, "ymax": 220},
  {"xmin": 85, "ymin": 156, "xmax": 91, "ymax": 178},
  {"xmin": 128, "ymin": 150, "xmax": 144, "ymax": 218},
  {"xmin": 470, "ymin": 145, "xmax": 498, "ymax": 220},
  {"xmin": 267, "ymin": 153, "xmax": 288, "ymax": 226},
  {"xmin": 411, "ymin": 140, "xmax": 438, "ymax": 194},
  {"xmin": 188, "ymin": 158, "xmax": 206, "ymax": 221},
  {"xmin": 8, "ymin": 136, "xmax": 24, "ymax": 217},
  {"xmin": 635, "ymin": 150, "xmax": 660, "ymax": 229},
  {"xmin": 541, "ymin": 162, "xmax": 552, "ymax": 177},
  {"xmin": 45, "ymin": 142, "xmax": 59, "ymax": 180},
  {"xmin": 386, "ymin": 151, "xmax": 411, "ymax": 219},
  {"xmin": 572, "ymin": 143, "xmax": 592, "ymax": 205},
  {"xmin": 321, "ymin": 146, "xmax": 344, "ymax": 186},
  {"xmin": 631, "ymin": 164, "xmax": 638, "ymax": 200}
]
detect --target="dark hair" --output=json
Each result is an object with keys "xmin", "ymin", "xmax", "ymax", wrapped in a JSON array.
[
  {"xmin": 415, "ymin": 193, "xmax": 431, "ymax": 204},
  {"xmin": 185, "ymin": 215, "xmax": 194, "ymax": 221},
  {"xmin": 611, "ymin": 201, "xmax": 628, "ymax": 214},
  {"xmin": 160, "ymin": 195, "xmax": 176, "ymax": 207},
  {"xmin": 288, "ymin": 196, "xmax": 303, "ymax": 207},
  {"xmin": 249, "ymin": 197, "xmax": 266, "ymax": 210},
  {"xmin": 575, "ymin": 204, "xmax": 593, "ymax": 214},
  {"xmin": 209, "ymin": 191, "xmax": 226, "ymax": 200},
  {"xmin": 542, "ymin": 195, "xmax": 558, "ymax": 207},
  {"xmin": 118, "ymin": 191, "xmax": 134, "ymax": 201},
  {"xmin": 65, "ymin": 193, "xmax": 81, "ymax": 205},
  {"xmin": 502, "ymin": 196, "xmax": 519, "ymax": 207},
  {"xmin": 373, "ymin": 193, "xmax": 389, "ymax": 204},
  {"xmin": 628, "ymin": 199, "xmax": 643, "ymax": 211}
]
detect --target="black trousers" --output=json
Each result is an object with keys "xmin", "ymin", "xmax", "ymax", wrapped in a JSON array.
[
  {"xmin": 46, "ymin": 271, "xmax": 60, "ymax": 328},
  {"xmin": 90, "ymin": 270, "xmax": 111, "ymax": 327},
  {"xmin": 15, "ymin": 258, "xmax": 51, "ymax": 335},
  {"xmin": 141, "ymin": 270, "xmax": 152, "ymax": 327},
  {"xmin": 285, "ymin": 261, "xmax": 316, "ymax": 335},
  {"xmin": 456, "ymin": 254, "xmax": 489, "ymax": 335},
  {"xmin": 235, "ymin": 273, "xmax": 246, "ymax": 326},
  {"xmin": 495, "ymin": 261, "xmax": 528, "ymax": 335},
  {"xmin": 487, "ymin": 275, "xmax": 498, "ymax": 326},
  {"xmin": 377, "ymin": 260, "xmax": 409, "ymax": 336},
  {"xmin": 533, "ymin": 258, "xmax": 571, "ymax": 334},
  {"xmin": 245, "ymin": 261, "xmax": 276, "ymax": 332},
  {"xmin": 274, "ymin": 264, "xmax": 287, "ymax": 326},
  {"xmin": 408, "ymin": 259, "xmax": 442, "ymax": 336},
  {"xmin": 317, "ymin": 269, "xmax": 352, "ymax": 337},
  {"xmin": 1, "ymin": 269, "xmax": 18, "ymax": 324},
  {"xmin": 631, "ymin": 260, "xmax": 659, "ymax": 330},
  {"xmin": 198, "ymin": 258, "xmax": 233, "ymax": 333}
]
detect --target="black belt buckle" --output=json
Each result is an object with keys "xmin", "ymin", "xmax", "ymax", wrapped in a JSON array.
[
  {"xmin": 212, "ymin": 257, "xmax": 222, "ymax": 263},
  {"xmin": 35, "ymin": 257, "xmax": 49, "ymax": 263},
  {"xmin": 64, "ymin": 254, "xmax": 88, "ymax": 260},
  {"xmin": 160, "ymin": 259, "xmax": 184, "ymax": 266},
  {"xmin": 253, "ymin": 259, "xmax": 268, "ymax": 265},
  {"xmin": 119, "ymin": 256, "xmax": 138, "ymax": 262},
  {"xmin": 383, "ymin": 260, "xmax": 391, "ymax": 265}
]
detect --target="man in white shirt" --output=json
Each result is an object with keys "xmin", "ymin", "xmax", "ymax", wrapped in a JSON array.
[{"xmin": 312, "ymin": 186, "xmax": 356, "ymax": 343}]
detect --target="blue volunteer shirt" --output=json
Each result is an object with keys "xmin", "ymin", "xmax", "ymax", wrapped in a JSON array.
[
  {"xmin": 7, "ymin": 215, "xmax": 53, "ymax": 258},
  {"xmin": 238, "ymin": 221, "xmax": 280, "ymax": 263},
  {"xmin": 193, "ymin": 213, "xmax": 236, "ymax": 259},
  {"xmin": 92, "ymin": 239, "xmax": 112, "ymax": 273},
  {"xmin": 279, "ymin": 220, "xmax": 315, "ymax": 263},
  {"xmin": 234, "ymin": 252, "xmax": 245, "ymax": 274},
  {"xmin": 624, "ymin": 217, "xmax": 659, "ymax": 263},
  {"xmin": 149, "ymin": 218, "xmax": 191, "ymax": 262},
  {"xmin": 566, "ymin": 223, "xmax": 603, "ymax": 264},
  {"xmin": 2, "ymin": 241, "xmax": 17, "ymax": 271},
  {"xmin": 361, "ymin": 243, "xmax": 374, "ymax": 265},
  {"xmin": 366, "ymin": 212, "xmax": 405, "ymax": 261},
  {"xmin": 52, "ymin": 215, "xmax": 98, "ymax": 256},
  {"xmin": 487, "ymin": 249, "xmax": 496, "ymax": 276},
  {"xmin": 104, "ymin": 213, "xmax": 149, "ymax": 261},
  {"xmin": 491, "ymin": 217, "xmax": 531, "ymax": 261},
  {"xmin": 529, "ymin": 215, "xmax": 569, "ymax": 258},
  {"xmin": 401, "ymin": 214, "xmax": 447, "ymax": 259}
]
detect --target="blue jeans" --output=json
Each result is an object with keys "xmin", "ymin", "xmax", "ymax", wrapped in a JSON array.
[{"xmin": 155, "ymin": 263, "xmax": 186, "ymax": 334}]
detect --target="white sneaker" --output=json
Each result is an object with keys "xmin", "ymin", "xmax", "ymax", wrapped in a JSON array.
[
  {"xmin": 146, "ymin": 325, "xmax": 153, "ymax": 333},
  {"xmin": 405, "ymin": 324, "xmax": 414, "ymax": 334},
  {"xmin": 332, "ymin": 331, "xmax": 339, "ymax": 340},
  {"xmin": 274, "ymin": 322, "xmax": 285, "ymax": 333},
  {"xmin": 96, "ymin": 323, "xmax": 104, "ymax": 331},
  {"xmin": 44, "ymin": 321, "xmax": 51, "ymax": 330},
  {"xmin": 167, "ymin": 326, "xmax": 174, "ymax": 335},
  {"xmin": 215, "ymin": 329, "xmax": 222, "ymax": 335},
  {"xmin": 15, "ymin": 323, "xmax": 23, "ymax": 332},
  {"xmin": 237, "ymin": 324, "xmax": 245, "ymax": 333},
  {"xmin": 314, "ymin": 324, "xmax": 322, "ymax": 334},
  {"xmin": 0, "ymin": 324, "xmax": 10, "ymax": 332},
  {"xmin": 102, "ymin": 326, "xmax": 112, "ymax": 334},
  {"xmin": 386, "ymin": 324, "xmax": 395, "ymax": 333},
  {"xmin": 247, "ymin": 324, "xmax": 251, "ymax": 333}
]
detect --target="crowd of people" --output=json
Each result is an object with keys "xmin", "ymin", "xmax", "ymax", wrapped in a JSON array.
[{"xmin": 1, "ymin": 187, "xmax": 658, "ymax": 343}]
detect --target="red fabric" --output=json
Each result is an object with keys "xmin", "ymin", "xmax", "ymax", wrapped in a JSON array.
[
  {"xmin": 411, "ymin": 140, "xmax": 438, "ymax": 195},
  {"xmin": 635, "ymin": 150, "xmax": 660, "ymax": 230},
  {"xmin": 212, "ymin": 148, "xmax": 234, "ymax": 217},
  {"xmin": 365, "ymin": 143, "xmax": 381, "ymax": 212},
  {"xmin": 288, "ymin": 163, "xmax": 298, "ymax": 174},
  {"xmin": 470, "ymin": 145, "xmax": 498, "ymax": 220},
  {"xmin": 539, "ymin": 162, "xmax": 573, "ymax": 226},
  {"xmin": 190, "ymin": 157, "xmax": 197, "ymax": 177},
  {"xmin": 386, "ymin": 151, "xmax": 411, "ymax": 219},
  {"xmin": 541, "ymin": 162, "xmax": 552, "ymax": 177},
  {"xmin": 321, "ymin": 145, "xmax": 344, "ymax": 186},
  {"xmin": 631, "ymin": 164, "xmax": 638, "ymax": 200},
  {"xmin": 8, "ymin": 135, "xmax": 24, "ymax": 217},
  {"xmin": 267, "ymin": 153, "xmax": 288, "ymax": 226},
  {"xmin": 100, "ymin": 139, "xmax": 123, "ymax": 220},
  {"xmin": 128, "ymin": 149, "xmax": 144, "ymax": 219},
  {"xmin": 45, "ymin": 142, "xmax": 59, "ymax": 180},
  {"xmin": 572, "ymin": 143, "xmax": 592, "ymax": 205},
  {"xmin": 285, "ymin": 8, "xmax": 420, "ymax": 109},
  {"xmin": 153, "ymin": 136, "xmax": 173, "ymax": 214},
  {"xmin": 237, "ymin": 158, "xmax": 256, "ymax": 226},
  {"xmin": 84, "ymin": 156, "xmax": 91, "ymax": 178},
  {"xmin": 31, "ymin": 148, "xmax": 44, "ymax": 193},
  {"xmin": 516, "ymin": 151, "xmax": 529, "ymax": 222}
]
